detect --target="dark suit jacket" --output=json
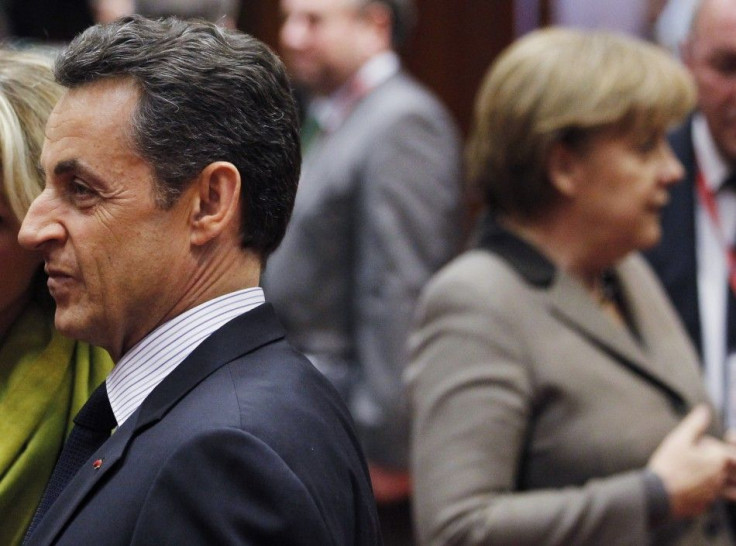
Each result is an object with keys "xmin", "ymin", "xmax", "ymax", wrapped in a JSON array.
[
  {"xmin": 645, "ymin": 118, "xmax": 703, "ymax": 355},
  {"xmin": 26, "ymin": 303, "xmax": 382, "ymax": 546}
]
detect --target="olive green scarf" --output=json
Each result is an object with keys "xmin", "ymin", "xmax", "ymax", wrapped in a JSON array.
[{"xmin": 0, "ymin": 303, "xmax": 112, "ymax": 546}]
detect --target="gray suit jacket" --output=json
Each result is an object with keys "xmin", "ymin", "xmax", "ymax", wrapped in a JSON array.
[
  {"xmin": 263, "ymin": 70, "xmax": 462, "ymax": 469},
  {"xmin": 407, "ymin": 219, "xmax": 733, "ymax": 545}
]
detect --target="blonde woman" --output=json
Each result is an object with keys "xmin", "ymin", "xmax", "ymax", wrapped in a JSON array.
[
  {"xmin": 0, "ymin": 50, "xmax": 112, "ymax": 545},
  {"xmin": 407, "ymin": 29, "xmax": 736, "ymax": 545}
]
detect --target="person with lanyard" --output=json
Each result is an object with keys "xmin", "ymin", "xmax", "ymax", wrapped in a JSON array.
[
  {"xmin": 264, "ymin": 1, "xmax": 463, "ymax": 543},
  {"xmin": 646, "ymin": 0, "xmax": 736, "ymax": 430}
]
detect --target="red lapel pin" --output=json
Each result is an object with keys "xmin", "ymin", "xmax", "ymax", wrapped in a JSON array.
[{"xmin": 92, "ymin": 458, "xmax": 103, "ymax": 469}]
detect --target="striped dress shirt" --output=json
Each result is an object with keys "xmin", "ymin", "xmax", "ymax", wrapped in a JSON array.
[{"xmin": 106, "ymin": 288, "xmax": 265, "ymax": 426}]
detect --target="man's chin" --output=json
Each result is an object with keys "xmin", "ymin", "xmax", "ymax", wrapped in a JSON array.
[{"xmin": 54, "ymin": 308, "xmax": 96, "ymax": 344}]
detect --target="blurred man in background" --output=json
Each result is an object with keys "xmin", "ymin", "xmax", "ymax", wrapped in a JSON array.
[
  {"xmin": 646, "ymin": 0, "xmax": 736, "ymax": 431},
  {"xmin": 264, "ymin": 0, "xmax": 464, "ymax": 543}
]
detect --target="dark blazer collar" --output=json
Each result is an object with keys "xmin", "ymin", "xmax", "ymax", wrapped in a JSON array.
[
  {"xmin": 27, "ymin": 303, "xmax": 286, "ymax": 546},
  {"xmin": 476, "ymin": 212, "xmax": 555, "ymax": 288},
  {"xmin": 135, "ymin": 302, "xmax": 285, "ymax": 427}
]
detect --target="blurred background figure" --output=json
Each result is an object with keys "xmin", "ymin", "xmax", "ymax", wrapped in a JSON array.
[
  {"xmin": 5, "ymin": 0, "xmax": 92, "ymax": 46},
  {"xmin": 263, "ymin": 0, "xmax": 464, "ymax": 543},
  {"xmin": 91, "ymin": 0, "xmax": 238, "ymax": 25},
  {"xmin": 0, "ymin": 49, "xmax": 112, "ymax": 546},
  {"xmin": 88, "ymin": 0, "xmax": 133, "ymax": 23},
  {"xmin": 550, "ymin": 0, "xmax": 651, "ymax": 36},
  {"xmin": 5, "ymin": 0, "xmax": 236, "ymax": 48},
  {"xmin": 652, "ymin": 0, "xmax": 699, "ymax": 55},
  {"xmin": 407, "ymin": 28, "xmax": 736, "ymax": 546},
  {"xmin": 132, "ymin": 0, "xmax": 239, "ymax": 27},
  {"xmin": 646, "ymin": 0, "xmax": 736, "ymax": 431}
]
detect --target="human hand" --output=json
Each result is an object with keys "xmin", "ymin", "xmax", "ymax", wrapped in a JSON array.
[{"xmin": 648, "ymin": 404, "xmax": 736, "ymax": 518}]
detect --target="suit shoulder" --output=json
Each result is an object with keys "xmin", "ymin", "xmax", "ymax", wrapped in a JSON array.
[
  {"xmin": 359, "ymin": 72, "xmax": 458, "ymax": 132},
  {"xmin": 425, "ymin": 249, "xmax": 534, "ymax": 295},
  {"xmin": 135, "ymin": 426, "xmax": 379, "ymax": 545},
  {"xmin": 417, "ymin": 250, "xmax": 538, "ymax": 320}
]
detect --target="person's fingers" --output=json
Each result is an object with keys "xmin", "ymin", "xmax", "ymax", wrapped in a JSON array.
[{"xmin": 670, "ymin": 404, "xmax": 711, "ymax": 444}]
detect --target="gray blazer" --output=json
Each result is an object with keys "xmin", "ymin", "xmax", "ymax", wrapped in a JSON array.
[
  {"xmin": 263, "ymin": 70, "xmax": 462, "ymax": 469},
  {"xmin": 407, "ymin": 219, "xmax": 734, "ymax": 545}
]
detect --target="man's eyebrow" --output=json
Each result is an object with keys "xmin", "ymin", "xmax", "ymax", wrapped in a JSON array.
[
  {"xmin": 43, "ymin": 158, "xmax": 102, "ymax": 185},
  {"xmin": 53, "ymin": 158, "xmax": 81, "ymax": 177}
]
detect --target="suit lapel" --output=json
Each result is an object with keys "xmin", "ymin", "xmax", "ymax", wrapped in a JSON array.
[
  {"xmin": 546, "ymin": 271, "xmax": 645, "ymax": 369},
  {"xmin": 134, "ymin": 303, "xmax": 284, "ymax": 428},
  {"xmin": 28, "ymin": 303, "xmax": 286, "ymax": 545},
  {"xmin": 547, "ymin": 265, "xmax": 689, "ymax": 414},
  {"xmin": 27, "ymin": 419, "xmax": 131, "ymax": 545},
  {"xmin": 476, "ymin": 215, "xmax": 689, "ymax": 412}
]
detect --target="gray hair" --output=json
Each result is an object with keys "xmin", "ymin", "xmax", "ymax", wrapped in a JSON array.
[{"xmin": 55, "ymin": 15, "xmax": 301, "ymax": 260}]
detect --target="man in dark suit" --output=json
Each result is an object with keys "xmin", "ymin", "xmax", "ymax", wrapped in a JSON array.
[
  {"xmin": 645, "ymin": 0, "xmax": 736, "ymax": 429},
  {"xmin": 18, "ymin": 15, "xmax": 381, "ymax": 545}
]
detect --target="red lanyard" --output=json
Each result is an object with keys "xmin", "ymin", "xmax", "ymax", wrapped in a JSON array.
[{"xmin": 695, "ymin": 169, "xmax": 736, "ymax": 293}]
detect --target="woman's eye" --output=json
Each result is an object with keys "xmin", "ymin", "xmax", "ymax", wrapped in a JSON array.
[{"xmin": 635, "ymin": 134, "xmax": 662, "ymax": 155}]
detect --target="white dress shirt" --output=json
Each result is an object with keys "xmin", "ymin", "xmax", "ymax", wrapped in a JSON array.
[
  {"xmin": 106, "ymin": 287, "xmax": 265, "ymax": 426},
  {"xmin": 692, "ymin": 114, "xmax": 736, "ymax": 426}
]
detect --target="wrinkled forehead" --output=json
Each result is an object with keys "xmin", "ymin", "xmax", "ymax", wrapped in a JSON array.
[{"xmin": 43, "ymin": 79, "xmax": 138, "ymax": 153}]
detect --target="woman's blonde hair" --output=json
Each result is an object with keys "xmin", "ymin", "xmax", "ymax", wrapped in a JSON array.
[
  {"xmin": 466, "ymin": 27, "xmax": 696, "ymax": 219},
  {"xmin": 0, "ymin": 49, "xmax": 63, "ymax": 222}
]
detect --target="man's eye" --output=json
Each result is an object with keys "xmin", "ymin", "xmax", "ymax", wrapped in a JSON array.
[
  {"xmin": 68, "ymin": 179, "xmax": 96, "ymax": 201},
  {"xmin": 711, "ymin": 56, "xmax": 736, "ymax": 77}
]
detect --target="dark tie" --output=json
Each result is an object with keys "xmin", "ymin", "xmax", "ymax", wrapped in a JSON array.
[{"xmin": 24, "ymin": 382, "xmax": 116, "ymax": 542}]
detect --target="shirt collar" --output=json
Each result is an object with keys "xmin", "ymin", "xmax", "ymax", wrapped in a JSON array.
[
  {"xmin": 309, "ymin": 51, "xmax": 400, "ymax": 132},
  {"xmin": 106, "ymin": 287, "xmax": 265, "ymax": 426},
  {"xmin": 693, "ymin": 113, "xmax": 732, "ymax": 191},
  {"xmin": 476, "ymin": 213, "xmax": 556, "ymax": 287}
]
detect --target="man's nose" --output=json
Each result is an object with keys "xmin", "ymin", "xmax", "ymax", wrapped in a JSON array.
[{"xmin": 18, "ymin": 189, "xmax": 65, "ymax": 250}]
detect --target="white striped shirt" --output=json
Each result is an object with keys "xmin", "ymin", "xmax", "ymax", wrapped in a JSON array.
[{"xmin": 106, "ymin": 287, "xmax": 265, "ymax": 426}]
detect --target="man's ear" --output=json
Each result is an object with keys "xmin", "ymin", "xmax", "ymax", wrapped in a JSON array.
[
  {"xmin": 359, "ymin": 1, "xmax": 392, "ymax": 48},
  {"xmin": 546, "ymin": 141, "xmax": 581, "ymax": 198},
  {"xmin": 190, "ymin": 161, "xmax": 241, "ymax": 246}
]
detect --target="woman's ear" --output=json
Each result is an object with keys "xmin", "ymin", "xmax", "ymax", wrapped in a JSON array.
[
  {"xmin": 190, "ymin": 161, "xmax": 241, "ymax": 246},
  {"xmin": 546, "ymin": 141, "xmax": 582, "ymax": 198}
]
